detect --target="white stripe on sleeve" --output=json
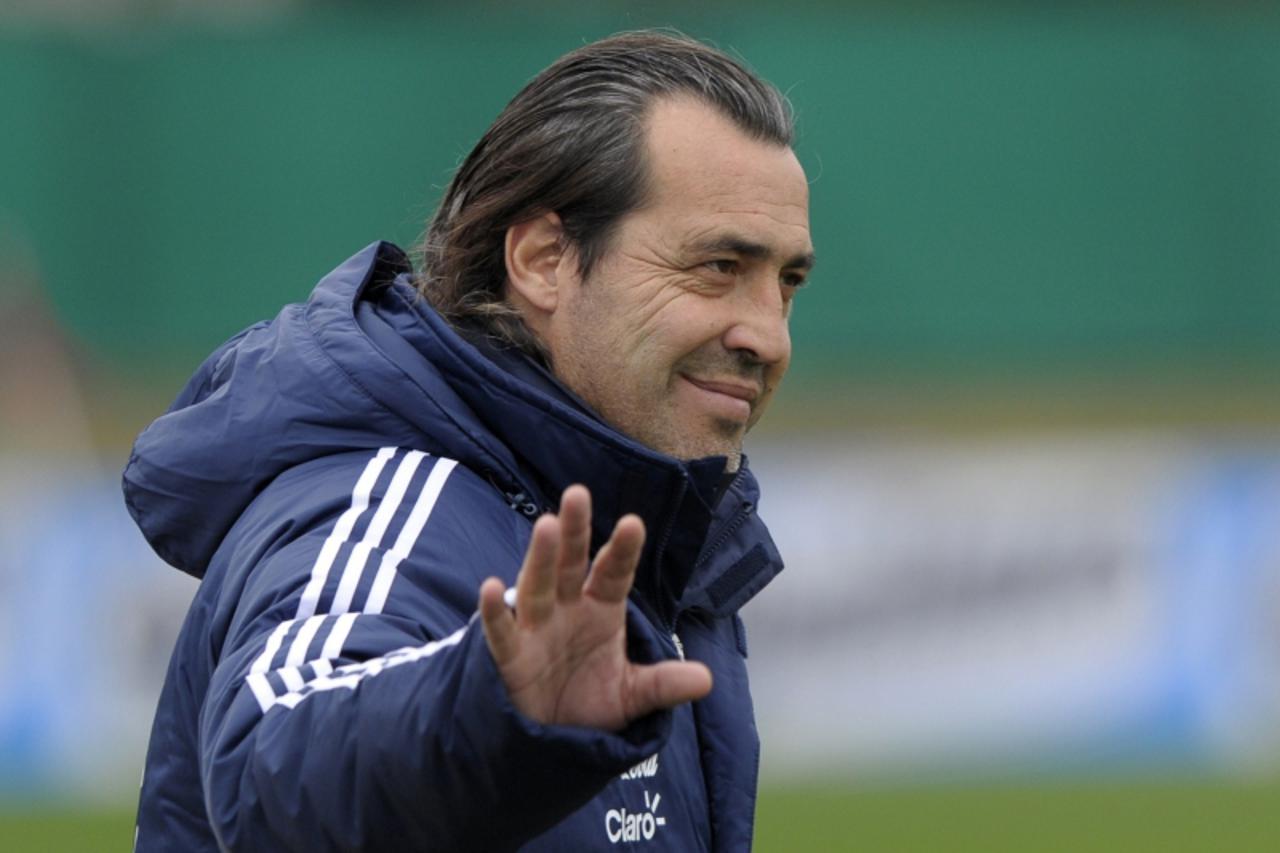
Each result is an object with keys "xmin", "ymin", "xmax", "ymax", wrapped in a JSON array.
[
  {"xmin": 284, "ymin": 614, "xmax": 328, "ymax": 668},
  {"xmin": 269, "ymin": 624, "xmax": 469, "ymax": 711},
  {"xmin": 295, "ymin": 447, "xmax": 396, "ymax": 622},
  {"xmin": 278, "ymin": 667, "xmax": 306, "ymax": 693},
  {"xmin": 246, "ymin": 672, "xmax": 276, "ymax": 712},
  {"xmin": 364, "ymin": 458, "xmax": 458, "ymax": 615},
  {"xmin": 246, "ymin": 450, "xmax": 466, "ymax": 714},
  {"xmin": 320, "ymin": 612, "xmax": 359, "ymax": 662},
  {"xmin": 327, "ymin": 450, "xmax": 425, "ymax": 616},
  {"xmin": 250, "ymin": 620, "xmax": 293, "ymax": 675}
]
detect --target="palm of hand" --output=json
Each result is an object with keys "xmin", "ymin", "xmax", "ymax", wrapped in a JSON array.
[
  {"xmin": 500, "ymin": 602, "xmax": 632, "ymax": 731},
  {"xmin": 479, "ymin": 485, "xmax": 711, "ymax": 732}
]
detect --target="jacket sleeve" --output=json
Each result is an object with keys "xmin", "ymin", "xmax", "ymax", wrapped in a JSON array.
[{"xmin": 197, "ymin": 449, "xmax": 670, "ymax": 851}]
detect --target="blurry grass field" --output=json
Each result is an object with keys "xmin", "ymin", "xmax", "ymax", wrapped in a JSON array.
[
  {"xmin": 755, "ymin": 775, "xmax": 1280, "ymax": 852},
  {"xmin": 3, "ymin": 775, "xmax": 1277, "ymax": 851}
]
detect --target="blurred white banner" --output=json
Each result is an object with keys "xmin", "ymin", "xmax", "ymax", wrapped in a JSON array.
[
  {"xmin": 1, "ymin": 432, "xmax": 1278, "ymax": 799},
  {"xmin": 745, "ymin": 432, "xmax": 1280, "ymax": 780}
]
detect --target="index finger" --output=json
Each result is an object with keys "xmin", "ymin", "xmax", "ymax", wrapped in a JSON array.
[{"xmin": 515, "ymin": 513, "xmax": 560, "ymax": 627}]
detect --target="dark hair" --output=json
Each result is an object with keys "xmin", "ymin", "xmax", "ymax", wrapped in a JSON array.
[{"xmin": 413, "ymin": 30, "xmax": 794, "ymax": 359}]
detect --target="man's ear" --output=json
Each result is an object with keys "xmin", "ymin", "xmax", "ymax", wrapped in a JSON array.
[{"xmin": 504, "ymin": 211, "xmax": 568, "ymax": 316}]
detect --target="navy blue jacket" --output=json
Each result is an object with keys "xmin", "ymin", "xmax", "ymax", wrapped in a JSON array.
[{"xmin": 125, "ymin": 242, "xmax": 784, "ymax": 851}]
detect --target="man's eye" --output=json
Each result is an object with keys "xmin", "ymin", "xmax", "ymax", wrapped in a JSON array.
[
  {"xmin": 704, "ymin": 259, "xmax": 737, "ymax": 275},
  {"xmin": 782, "ymin": 273, "xmax": 808, "ymax": 289}
]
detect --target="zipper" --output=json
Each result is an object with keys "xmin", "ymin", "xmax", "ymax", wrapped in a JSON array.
[
  {"xmin": 648, "ymin": 477, "xmax": 688, "ymax": 633},
  {"xmin": 692, "ymin": 466, "xmax": 751, "ymax": 571},
  {"xmin": 504, "ymin": 489, "xmax": 540, "ymax": 518},
  {"xmin": 483, "ymin": 468, "xmax": 543, "ymax": 518}
]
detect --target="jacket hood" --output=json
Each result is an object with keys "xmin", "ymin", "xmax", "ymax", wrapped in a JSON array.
[
  {"xmin": 123, "ymin": 243, "xmax": 424, "ymax": 577},
  {"xmin": 124, "ymin": 242, "xmax": 782, "ymax": 619}
]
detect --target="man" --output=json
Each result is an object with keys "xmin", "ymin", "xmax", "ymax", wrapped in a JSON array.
[{"xmin": 126, "ymin": 30, "xmax": 813, "ymax": 851}]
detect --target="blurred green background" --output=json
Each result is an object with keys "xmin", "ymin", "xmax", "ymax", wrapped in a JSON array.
[
  {"xmin": 2, "ymin": 1, "xmax": 1278, "ymax": 850},
  {"xmin": 6, "ymin": 775, "xmax": 1280, "ymax": 852},
  {"xmin": 5, "ymin": 1, "xmax": 1280, "ymax": 423}
]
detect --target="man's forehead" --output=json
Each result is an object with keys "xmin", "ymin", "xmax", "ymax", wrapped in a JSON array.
[
  {"xmin": 640, "ymin": 97, "xmax": 812, "ymax": 245},
  {"xmin": 643, "ymin": 100, "xmax": 805, "ymax": 185}
]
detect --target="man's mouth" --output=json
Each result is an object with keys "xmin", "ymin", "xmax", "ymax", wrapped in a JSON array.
[{"xmin": 680, "ymin": 375, "xmax": 759, "ymax": 422}]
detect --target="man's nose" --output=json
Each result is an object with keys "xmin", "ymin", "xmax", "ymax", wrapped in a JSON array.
[{"xmin": 721, "ymin": 276, "xmax": 792, "ymax": 367}]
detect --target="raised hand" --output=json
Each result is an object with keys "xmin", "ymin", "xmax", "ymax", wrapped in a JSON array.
[{"xmin": 478, "ymin": 485, "xmax": 712, "ymax": 731}]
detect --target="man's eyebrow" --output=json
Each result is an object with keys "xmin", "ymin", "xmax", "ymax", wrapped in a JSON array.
[{"xmin": 691, "ymin": 236, "xmax": 816, "ymax": 271}]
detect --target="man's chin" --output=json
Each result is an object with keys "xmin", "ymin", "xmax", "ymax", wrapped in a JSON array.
[
  {"xmin": 626, "ymin": 415, "xmax": 744, "ymax": 467},
  {"xmin": 667, "ymin": 432, "xmax": 745, "ymax": 469}
]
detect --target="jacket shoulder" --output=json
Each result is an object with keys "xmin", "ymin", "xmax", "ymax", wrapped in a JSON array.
[{"xmin": 218, "ymin": 447, "xmax": 529, "ymax": 639}]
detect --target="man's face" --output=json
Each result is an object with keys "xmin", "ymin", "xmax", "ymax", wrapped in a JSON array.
[{"xmin": 543, "ymin": 97, "xmax": 813, "ymax": 470}]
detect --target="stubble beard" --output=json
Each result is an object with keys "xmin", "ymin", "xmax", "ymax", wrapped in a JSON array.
[{"xmin": 564, "ymin": 361, "xmax": 747, "ymax": 470}]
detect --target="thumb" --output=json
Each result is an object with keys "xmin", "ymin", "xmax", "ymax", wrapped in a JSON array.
[{"xmin": 624, "ymin": 661, "xmax": 713, "ymax": 721}]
